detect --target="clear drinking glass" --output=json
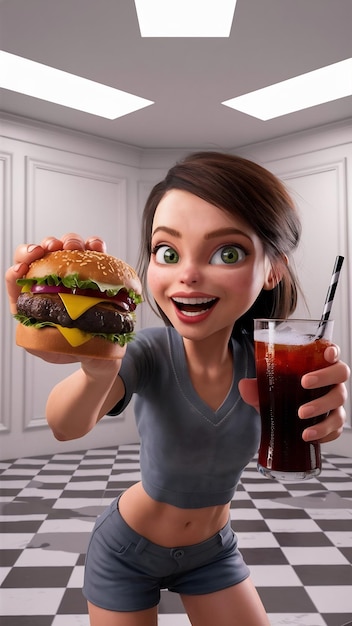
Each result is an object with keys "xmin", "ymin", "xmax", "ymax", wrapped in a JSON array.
[{"xmin": 254, "ymin": 318, "xmax": 334, "ymax": 481}]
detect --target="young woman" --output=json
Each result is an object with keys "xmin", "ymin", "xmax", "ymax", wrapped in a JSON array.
[{"xmin": 6, "ymin": 152, "xmax": 349, "ymax": 626}]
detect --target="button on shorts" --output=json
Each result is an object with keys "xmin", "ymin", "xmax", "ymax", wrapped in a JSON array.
[{"xmin": 83, "ymin": 496, "xmax": 250, "ymax": 612}]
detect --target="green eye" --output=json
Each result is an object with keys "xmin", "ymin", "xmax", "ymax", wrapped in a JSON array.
[
  {"xmin": 210, "ymin": 246, "xmax": 245, "ymax": 265},
  {"xmin": 155, "ymin": 245, "xmax": 179, "ymax": 264}
]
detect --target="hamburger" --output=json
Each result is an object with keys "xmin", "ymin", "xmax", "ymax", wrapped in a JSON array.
[{"xmin": 14, "ymin": 249, "xmax": 142, "ymax": 358}]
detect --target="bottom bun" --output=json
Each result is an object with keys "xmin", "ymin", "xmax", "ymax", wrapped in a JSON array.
[{"xmin": 16, "ymin": 324, "xmax": 127, "ymax": 359}]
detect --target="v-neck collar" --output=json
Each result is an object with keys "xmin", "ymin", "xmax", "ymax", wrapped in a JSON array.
[{"xmin": 166, "ymin": 328, "xmax": 251, "ymax": 425}]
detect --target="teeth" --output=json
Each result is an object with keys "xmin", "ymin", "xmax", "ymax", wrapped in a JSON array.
[
  {"xmin": 172, "ymin": 296, "xmax": 215, "ymax": 305},
  {"xmin": 181, "ymin": 309, "xmax": 209, "ymax": 317},
  {"xmin": 171, "ymin": 296, "xmax": 216, "ymax": 318}
]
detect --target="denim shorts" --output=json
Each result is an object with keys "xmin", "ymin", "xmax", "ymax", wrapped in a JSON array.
[{"xmin": 83, "ymin": 496, "xmax": 250, "ymax": 612}]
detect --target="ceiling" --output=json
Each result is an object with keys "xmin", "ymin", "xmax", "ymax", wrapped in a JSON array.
[{"xmin": 1, "ymin": 0, "xmax": 351, "ymax": 150}]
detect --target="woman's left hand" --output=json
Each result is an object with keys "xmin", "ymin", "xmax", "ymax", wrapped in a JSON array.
[{"xmin": 299, "ymin": 344, "xmax": 350, "ymax": 443}]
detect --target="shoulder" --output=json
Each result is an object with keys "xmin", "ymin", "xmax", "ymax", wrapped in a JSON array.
[
  {"xmin": 124, "ymin": 326, "xmax": 175, "ymax": 363},
  {"xmin": 130, "ymin": 325, "xmax": 170, "ymax": 348},
  {"xmin": 133, "ymin": 325, "xmax": 180, "ymax": 344}
]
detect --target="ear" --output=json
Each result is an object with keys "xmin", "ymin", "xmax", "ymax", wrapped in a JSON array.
[{"xmin": 263, "ymin": 260, "xmax": 285, "ymax": 291}]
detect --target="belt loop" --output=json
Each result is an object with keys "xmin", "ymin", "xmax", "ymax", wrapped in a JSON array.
[{"xmin": 135, "ymin": 537, "xmax": 149, "ymax": 554}]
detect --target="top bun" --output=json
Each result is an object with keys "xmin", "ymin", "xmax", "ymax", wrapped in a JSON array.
[{"xmin": 26, "ymin": 250, "xmax": 142, "ymax": 295}]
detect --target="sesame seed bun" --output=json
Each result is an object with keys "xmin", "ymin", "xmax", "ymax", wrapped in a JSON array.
[{"xmin": 26, "ymin": 249, "xmax": 142, "ymax": 295}]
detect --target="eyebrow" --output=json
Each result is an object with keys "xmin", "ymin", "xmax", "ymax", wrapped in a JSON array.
[
  {"xmin": 152, "ymin": 226, "xmax": 181, "ymax": 238},
  {"xmin": 152, "ymin": 225, "xmax": 253, "ymax": 241},
  {"xmin": 205, "ymin": 227, "xmax": 253, "ymax": 241}
]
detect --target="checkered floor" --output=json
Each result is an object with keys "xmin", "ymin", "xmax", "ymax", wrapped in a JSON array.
[{"xmin": 1, "ymin": 444, "xmax": 352, "ymax": 626}]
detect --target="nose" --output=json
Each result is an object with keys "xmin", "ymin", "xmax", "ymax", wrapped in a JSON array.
[{"xmin": 179, "ymin": 261, "xmax": 201, "ymax": 285}]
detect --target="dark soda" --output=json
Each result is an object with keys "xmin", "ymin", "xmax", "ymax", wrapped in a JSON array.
[{"xmin": 255, "ymin": 337, "xmax": 332, "ymax": 480}]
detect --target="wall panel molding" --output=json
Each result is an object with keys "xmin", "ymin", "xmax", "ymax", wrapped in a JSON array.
[
  {"xmin": 25, "ymin": 156, "xmax": 128, "ymax": 253},
  {"xmin": 22, "ymin": 155, "xmax": 129, "ymax": 431},
  {"xmin": 0, "ymin": 152, "xmax": 13, "ymax": 434},
  {"xmin": 1, "ymin": 112, "xmax": 142, "ymax": 168},
  {"xmin": 280, "ymin": 158, "xmax": 348, "ymax": 259},
  {"xmin": 271, "ymin": 156, "xmax": 351, "ymax": 429}
]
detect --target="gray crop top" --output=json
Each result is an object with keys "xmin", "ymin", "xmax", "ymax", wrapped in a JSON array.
[{"xmin": 109, "ymin": 326, "xmax": 261, "ymax": 508}]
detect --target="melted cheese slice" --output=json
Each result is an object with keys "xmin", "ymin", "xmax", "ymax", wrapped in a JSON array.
[
  {"xmin": 55, "ymin": 293, "xmax": 113, "ymax": 346},
  {"xmin": 58, "ymin": 293, "xmax": 108, "ymax": 320},
  {"xmin": 54, "ymin": 325, "xmax": 91, "ymax": 347}
]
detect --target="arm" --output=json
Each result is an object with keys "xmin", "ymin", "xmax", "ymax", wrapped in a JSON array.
[
  {"xmin": 46, "ymin": 357, "xmax": 126, "ymax": 440},
  {"xmin": 239, "ymin": 344, "xmax": 350, "ymax": 443}
]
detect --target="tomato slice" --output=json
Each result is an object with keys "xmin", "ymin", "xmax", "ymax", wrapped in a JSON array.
[{"xmin": 30, "ymin": 284, "xmax": 136, "ymax": 311}]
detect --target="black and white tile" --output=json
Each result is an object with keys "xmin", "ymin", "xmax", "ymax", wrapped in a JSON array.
[{"xmin": 1, "ymin": 445, "xmax": 352, "ymax": 626}]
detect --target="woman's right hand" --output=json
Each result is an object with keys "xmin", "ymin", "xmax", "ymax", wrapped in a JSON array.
[{"xmin": 5, "ymin": 233, "xmax": 108, "ymax": 364}]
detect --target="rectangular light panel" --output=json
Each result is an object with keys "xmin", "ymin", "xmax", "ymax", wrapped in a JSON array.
[
  {"xmin": 0, "ymin": 51, "xmax": 154, "ymax": 119},
  {"xmin": 222, "ymin": 58, "xmax": 352, "ymax": 120},
  {"xmin": 134, "ymin": 0, "xmax": 237, "ymax": 37}
]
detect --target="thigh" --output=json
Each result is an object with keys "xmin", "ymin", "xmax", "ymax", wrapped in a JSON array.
[
  {"xmin": 181, "ymin": 577, "xmax": 270, "ymax": 626},
  {"xmin": 88, "ymin": 601, "xmax": 158, "ymax": 626}
]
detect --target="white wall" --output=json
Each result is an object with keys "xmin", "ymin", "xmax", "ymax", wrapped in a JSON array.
[
  {"xmin": 1, "ymin": 113, "xmax": 351, "ymax": 460},
  {"xmin": 239, "ymin": 124, "xmax": 352, "ymax": 458},
  {"xmin": 1, "ymin": 114, "xmax": 146, "ymax": 459}
]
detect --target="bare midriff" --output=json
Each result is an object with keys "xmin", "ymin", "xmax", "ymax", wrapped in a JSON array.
[{"xmin": 118, "ymin": 482, "xmax": 231, "ymax": 547}]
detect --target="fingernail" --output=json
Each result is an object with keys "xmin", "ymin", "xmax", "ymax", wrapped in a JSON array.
[
  {"xmin": 86, "ymin": 237, "xmax": 100, "ymax": 244},
  {"xmin": 13, "ymin": 263, "xmax": 23, "ymax": 273},
  {"xmin": 27, "ymin": 244, "xmax": 39, "ymax": 253},
  {"xmin": 86, "ymin": 237, "xmax": 106, "ymax": 252},
  {"xmin": 306, "ymin": 429, "xmax": 318, "ymax": 441},
  {"xmin": 64, "ymin": 239, "xmax": 83, "ymax": 249},
  {"xmin": 328, "ymin": 345, "xmax": 338, "ymax": 361}
]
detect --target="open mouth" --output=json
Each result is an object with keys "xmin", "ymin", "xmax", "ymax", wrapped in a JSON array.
[{"xmin": 171, "ymin": 296, "xmax": 218, "ymax": 317}]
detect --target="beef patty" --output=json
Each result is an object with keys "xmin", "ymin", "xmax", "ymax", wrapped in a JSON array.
[{"xmin": 17, "ymin": 292, "xmax": 134, "ymax": 335}]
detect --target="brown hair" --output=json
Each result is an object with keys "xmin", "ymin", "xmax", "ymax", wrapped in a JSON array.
[{"xmin": 137, "ymin": 151, "xmax": 302, "ymax": 336}]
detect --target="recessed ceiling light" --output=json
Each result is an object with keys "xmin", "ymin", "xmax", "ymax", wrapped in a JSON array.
[
  {"xmin": 222, "ymin": 58, "xmax": 352, "ymax": 120},
  {"xmin": 134, "ymin": 0, "xmax": 237, "ymax": 37},
  {"xmin": 0, "ymin": 51, "xmax": 154, "ymax": 119}
]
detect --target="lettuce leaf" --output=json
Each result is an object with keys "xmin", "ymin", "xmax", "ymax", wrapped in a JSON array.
[
  {"xmin": 17, "ymin": 273, "xmax": 142, "ymax": 305},
  {"xmin": 14, "ymin": 314, "xmax": 135, "ymax": 346}
]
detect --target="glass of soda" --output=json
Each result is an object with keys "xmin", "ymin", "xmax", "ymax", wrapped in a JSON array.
[{"xmin": 254, "ymin": 318, "xmax": 334, "ymax": 481}]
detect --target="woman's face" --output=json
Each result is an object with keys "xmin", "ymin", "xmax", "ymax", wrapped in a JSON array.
[{"xmin": 147, "ymin": 189, "xmax": 273, "ymax": 342}]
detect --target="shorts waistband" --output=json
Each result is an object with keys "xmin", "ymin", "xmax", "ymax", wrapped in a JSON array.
[{"xmin": 111, "ymin": 496, "xmax": 233, "ymax": 558}]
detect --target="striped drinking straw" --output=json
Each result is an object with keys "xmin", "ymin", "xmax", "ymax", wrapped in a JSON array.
[{"xmin": 315, "ymin": 255, "xmax": 344, "ymax": 340}]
